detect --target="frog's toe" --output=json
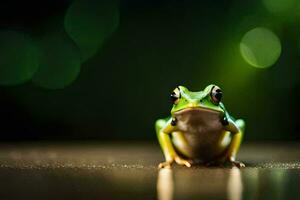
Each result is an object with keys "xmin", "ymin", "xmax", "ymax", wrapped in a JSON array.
[
  {"xmin": 174, "ymin": 157, "xmax": 192, "ymax": 167},
  {"xmin": 158, "ymin": 161, "xmax": 173, "ymax": 169},
  {"xmin": 231, "ymin": 160, "xmax": 245, "ymax": 168}
]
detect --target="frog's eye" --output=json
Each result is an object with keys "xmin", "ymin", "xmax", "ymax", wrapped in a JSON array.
[
  {"xmin": 171, "ymin": 87, "xmax": 180, "ymax": 104},
  {"xmin": 210, "ymin": 86, "xmax": 222, "ymax": 104}
]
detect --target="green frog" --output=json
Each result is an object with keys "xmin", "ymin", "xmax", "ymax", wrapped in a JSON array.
[{"xmin": 155, "ymin": 84, "xmax": 245, "ymax": 168}]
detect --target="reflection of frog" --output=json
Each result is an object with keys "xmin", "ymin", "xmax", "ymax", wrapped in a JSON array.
[
  {"xmin": 155, "ymin": 84, "xmax": 245, "ymax": 168},
  {"xmin": 156, "ymin": 167, "xmax": 243, "ymax": 200}
]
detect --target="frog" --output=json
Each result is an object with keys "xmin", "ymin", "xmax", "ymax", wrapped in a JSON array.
[{"xmin": 155, "ymin": 84, "xmax": 245, "ymax": 168}]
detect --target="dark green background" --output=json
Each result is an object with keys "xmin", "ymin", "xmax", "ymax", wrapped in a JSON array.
[{"xmin": 0, "ymin": 0, "xmax": 299, "ymax": 141}]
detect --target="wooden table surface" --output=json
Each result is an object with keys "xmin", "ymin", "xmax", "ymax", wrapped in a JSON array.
[{"xmin": 0, "ymin": 142, "xmax": 299, "ymax": 200}]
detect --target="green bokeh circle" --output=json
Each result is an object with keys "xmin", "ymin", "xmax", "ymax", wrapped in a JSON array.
[
  {"xmin": 65, "ymin": 0, "xmax": 119, "ymax": 61},
  {"xmin": 240, "ymin": 27, "xmax": 281, "ymax": 68},
  {"xmin": 32, "ymin": 31, "xmax": 81, "ymax": 89},
  {"xmin": 263, "ymin": 0, "xmax": 297, "ymax": 13},
  {"xmin": 0, "ymin": 31, "xmax": 39, "ymax": 85}
]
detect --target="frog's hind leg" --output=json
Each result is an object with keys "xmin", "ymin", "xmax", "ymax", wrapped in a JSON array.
[
  {"xmin": 223, "ymin": 119, "xmax": 245, "ymax": 168},
  {"xmin": 155, "ymin": 118, "xmax": 192, "ymax": 168}
]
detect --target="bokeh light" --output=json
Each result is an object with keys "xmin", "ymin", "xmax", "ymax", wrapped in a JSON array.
[
  {"xmin": 0, "ymin": 0, "xmax": 297, "ymax": 142},
  {"xmin": 240, "ymin": 27, "xmax": 281, "ymax": 68},
  {"xmin": 65, "ymin": 0, "xmax": 119, "ymax": 62},
  {"xmin": 263, "ymin": 0, "xmax": 297, "ymax": 13},
  {"xmin": 32, "ymin": 31, "xmax": 81, "ymax": 89},
  {"xmin": 0, "ymin": 30, "xmax": 39, "ymax": 85}
]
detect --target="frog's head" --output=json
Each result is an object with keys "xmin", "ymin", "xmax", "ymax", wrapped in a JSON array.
[{"xmin": 170, "ymin": 84, "xmax": 225, "ymax": 115}]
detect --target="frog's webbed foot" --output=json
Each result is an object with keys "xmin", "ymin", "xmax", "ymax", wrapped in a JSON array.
[
  {"xmin": 158, "ymin": 161, "xmax": 173, "ymax": 169},
  {"xmin": 158, "ymin": 157, "xmax": 192, "ymax": 169},
  {"xmin": 174, "ymin": 156, "xmax": 192, "ymax": 167},
  {"xmin": 230, "ymin": 160, "xmax": 245, "ymax": 168},
  {"xmin": 224, "ymin": 158, "xmax": 245, "ymax": 168},
  {"xmin": 205, "ymin": 158, "xmax": 245, "ymax": 168}
]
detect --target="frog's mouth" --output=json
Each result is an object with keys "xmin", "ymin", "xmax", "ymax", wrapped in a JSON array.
[
  {"xmin": 172, "ymin": 106, "xmax": 227, "ymax": 133},
  {"xmin": 174, "ymin": 107, "xmax": 222, "ymax": 116},
  {"xmin": 173, "ymin": 107, "xmax": 225, "ymax": 134}
]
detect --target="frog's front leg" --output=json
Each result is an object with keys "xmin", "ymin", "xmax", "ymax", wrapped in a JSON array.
[
  {"xmin": 155, "ymin": 118, "xmax": 192, "ymax": 168},
  {"xmin": 224, "ymin": 119, "xmax": 246, "ymax": 168}
]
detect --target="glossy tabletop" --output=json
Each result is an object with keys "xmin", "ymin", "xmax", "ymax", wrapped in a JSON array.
[{"xmin": 0, "ymin": 142, "xmax": 299, "ymax": 200}]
